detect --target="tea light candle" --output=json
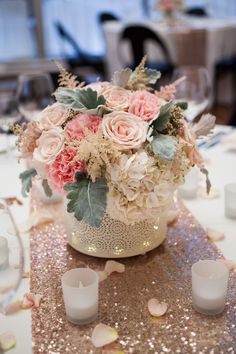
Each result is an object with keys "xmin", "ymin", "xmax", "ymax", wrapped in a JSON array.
[
  {"xmin": 224, "ymin": 183, "xmax": 236, "ymax": 219},
  {"xmin": 192, "ymin": 260, "xmax": 229, "ymax": 315},
  {"xmin": 61, "ymin": 268, "xmax": 99, "ymax": 325},
  {"xmin": 0, "ymin": 236, "xmax": 9, "ymax": 271},
  {"xmin": 178, "ymin": 166, "xmax": 199, "ymax": 199}
]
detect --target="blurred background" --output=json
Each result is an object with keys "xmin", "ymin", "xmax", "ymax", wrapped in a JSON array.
[{"xmin": 0, "ymin": 0, "xmax": 236, "ymax": 136}]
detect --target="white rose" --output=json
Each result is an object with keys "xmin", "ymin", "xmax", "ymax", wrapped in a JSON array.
[
  {"xmin": 103, "ymin": 86, "xmax": 131, "ymax": 111},
  {"xmin": 33, "ymin": 127, "xmax": 64, "ymax": 164},
  {"xmin": 102, "ymin": 111, "xmax": 148, "ymax": 150},
  {"xmin": 37, "ymin": 103, "xmax": 67, "ymax": 130}
]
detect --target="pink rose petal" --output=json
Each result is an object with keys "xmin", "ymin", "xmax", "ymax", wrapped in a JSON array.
[
  {"xmin": 0, "ymin": 331, "xmax": 16, "ymax": 351},
  {"xmin": 21, "ymin": 293, "xmax": 43, "ymax": 309},
  {"xmin": 207, "ymin": 228, "xmax": 225, "ymax": 241},
  {"xmin": 21, "ymin": 293, "xmax": 34, "ymax": 309},
  {"xmin": 219, "ymin": 259, "xmax": 236, "ymax": 271},
  {"xmin": 31, "ymin": 293, "xmax": 43, "ymax": 308},
  {"xmin": 97, "ymin": 270, "xmax": 108, "ymax": 282},
  {"xmin": 91, "ymin": 323, "xmax": 118, "ymax": 348},
  {"xmin": 148, "ymin": 298, "xmax": 168, "ymax": 317},
  {"xmin": 104, "ymin": 261, "xmax": 125, "ymax": 275}
]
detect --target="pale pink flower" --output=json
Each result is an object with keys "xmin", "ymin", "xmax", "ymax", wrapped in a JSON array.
[
  {"xmin": 65, "ymin": 113, "xmax": 100, "ymax": 140},
  {"xmin": 103, "ymin": 86, "xmax": 131, "ymax": 111},
  {"xmin": 102, "ymin": 111, "xmax": 148, "ymax": 150},
  {"xmin": 128, "ymin": 90, "xmax": 161, "ymax": 121},
  {"xmin": 180, "ymin": 119, "xmax": 203, "ymax": 167},
  {"xmin": 33, "ymin": 127, "xmax": 64, "ymax": 164},
  {"xmin": 46, "ymin": 146, "xmax": 86, "ymax": 191},
  {"xmin": 37, "ymin": 103, "xmax": 67, "ymax": 130},
  {"xmin": 85, "ymin": 81, "xmax": 110, "ymax": 95}
]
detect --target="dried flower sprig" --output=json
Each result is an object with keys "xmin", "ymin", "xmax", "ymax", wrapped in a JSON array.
[
  {"xmin": 69, "ymin": 129, "xmax": 121, "ymax": 182},
  {"xmin": 155, "ymin": 76, "xmax": 186, "ymax": 101},
  {"xmin": 55, "ymin": 61, "xmax": 84, "ymax": 89}
]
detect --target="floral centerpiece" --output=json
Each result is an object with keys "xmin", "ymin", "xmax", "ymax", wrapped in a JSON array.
[
  {"xmin": 14, "ymin": 59, "xmax": 215, "ymax": 257},
  {"xmin": 157, "ymin": 0, "xmax": 183, "ymax": 22}
]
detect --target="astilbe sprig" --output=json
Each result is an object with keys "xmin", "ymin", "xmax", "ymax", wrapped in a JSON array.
[
  {"xmin": 55, "ymin": 61, "xmax": 85, "ymax": 89},
  {"xmin": 155, "ymin": 76, "xmax": 186, "ymax": 101},
  {"xmin": 68, "ymin": 129, "xmax": 121, "ymax": 182}
]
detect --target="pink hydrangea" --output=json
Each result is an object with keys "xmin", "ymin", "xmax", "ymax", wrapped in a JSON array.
[
  {"xmin": 46, "ymin": 146, "xmax": 86, "ymax": 191},
  {"xmin": 128, "ymin": 91, "xmax": 161, "ymax": 122},
  {"xmin": 65, "ymin": 113, "xmax": 100, "ymax": 140}
]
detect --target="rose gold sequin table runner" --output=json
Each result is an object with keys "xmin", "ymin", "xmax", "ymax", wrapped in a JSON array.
[{"xmin": 30, "ymin": 200, "xmax": 236, "ymax": 354}]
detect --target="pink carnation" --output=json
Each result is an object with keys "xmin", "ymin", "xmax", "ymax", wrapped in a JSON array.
[
  {"xmin": 128, "ymin": 91, "xmax": 161, "ymax": 122},
  {"xmin": 65, "ymin": 113, "xmax": 100, "ymax": 140},
  {"xmin": 46, "ymin": 146, "xmax": 86, "ymax": 191}
]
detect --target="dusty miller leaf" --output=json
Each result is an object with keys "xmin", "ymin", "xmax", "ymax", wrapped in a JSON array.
[
  {"xmin": 42, "ymin": 179, "xmax": 53, "ymax": 197},
  {"xmin": 151, "ymin": 102, "xmax": 173, "ymax": 134},
  {"xmin": 19, "ymin": 168, "xmax": 37, "ymax": 197},
  {"xmin": 54, "ymin": 87, "xmax": 106, "ymax": 113},
  {"xmin": 192, "ymin": 114, "xmax": 216, "ymax": 138},
  {"xmin": 64, "ymin": 172, "xmax": 108, "ymax": 227},
  {"xmin": 175, "ymin": 101, "xmax": 188, "ymax": 110},
  {"xmin": 112, "ymin": 68, "xmax": 132, "ymax": 87},
  {"xmin": 200, "ymin": 167, "xmax": 211, "ymax": 195},
  {"xmin": 150, "ymin": 134, "xmax": 177, "ymax": 160}
]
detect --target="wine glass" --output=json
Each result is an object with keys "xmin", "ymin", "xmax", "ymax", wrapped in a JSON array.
[
  {"xmin": 172, "ymin": 66, "xmax": 211, "ymax": 122},
  {"xmin": 16, "ymin": 73, "xmax": 54, "ymax": 121},
  {"xmin": 0, "ymin": 198, "xmax": 24, "ymax": 311},
  {"xmin": 0, "ymin": 93, "xmax": 21, "ymax": 154}
]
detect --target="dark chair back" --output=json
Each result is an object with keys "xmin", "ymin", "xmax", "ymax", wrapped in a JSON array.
[
  {"xmin": 120, "ymin": 25, "xmax": 171, "ymax": 68},
  {"xmin": 99, "ymin": 12, "xmax": 119, "ymax": 25},
  {"xmin": 55, "ymin": 21, "xmax": 82, "ymax": 58},
  {"xmin": 186, "ymin": 7, "xmax": 208, "ymax": 17}
]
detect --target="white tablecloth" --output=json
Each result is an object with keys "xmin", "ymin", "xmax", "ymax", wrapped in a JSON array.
[
  {"xmin": 104, "ymin": 18, "xmax": 236, "ymax": 103},
  {"xmin": 0, "ymin": 126, "xmax": 236, "ymax": 353}
]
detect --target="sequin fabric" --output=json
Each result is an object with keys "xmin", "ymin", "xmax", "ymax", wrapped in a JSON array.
[{"xmin": 30, "ymin": 199, "xmax": 236, "ymax": 354}]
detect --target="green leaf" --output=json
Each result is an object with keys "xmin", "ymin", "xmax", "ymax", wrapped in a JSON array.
[
  {"xmin": 42, "ymin": 179, "xmax": 53, "ymax": 197},
  {"xmin": 112, "ymin": 68, "xmax": 132, "ymax": 87},
  {"xmin": 19, "ymin": 168, "xmax": 37, "ymax": 197},
  {"xmin": 143, "ymin": 68, "xmax": 161, "ymax": 84},
  {"xmin": 55, "ymin": 87, "xmax": 106, "ymax": 113},
  {"xmin": 200, "ymin": 167, "xmax": 211, "ymax": 195},
  {"xmin": 64, "ymin": 173, "xmax": 108, "ymax": 227},
  {"xmin": 150, "ymin": 133, "xmax": 177, "ymax": 161},
  {"xmin": 151, "ymin": 102, "xmax": 173, "ymax": 134},
  {"xmin": 175, "ymin": 101, "xmax": 188, "ymax": 110}
]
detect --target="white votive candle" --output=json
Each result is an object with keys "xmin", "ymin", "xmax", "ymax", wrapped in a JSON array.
[
  {"xmin": 192, "ymin": 260, "xmax": 229, "ymax": 315},
  {"xmin": 61, "ymin": 268, "xmax": 99, "ymax": 325},
  {"xmin": 178, "ymin": 166, "xmax": 199, "ymax": 199},
  {"xmin": 225, "ymin": 183, "xmax": 236, "ymax": 219},
  {"xmin": 0, "ymin": 236, "xmax": 9, "ymax": 271}
]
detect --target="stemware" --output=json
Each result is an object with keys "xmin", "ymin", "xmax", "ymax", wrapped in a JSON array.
[
  {"xmin": 0, "ymin": 198, "xmax": 24, "ymax": 311},
  {"xmin": 172, "ymin": 66, "xmax": 211, "ymax": 122},
  {"xmin": 16, "ymin": 73, "xmax": 54, "ymax": 121},
  {"xmin": 0, "ymin": 93, "xmax": 20, "ymax": 153}
]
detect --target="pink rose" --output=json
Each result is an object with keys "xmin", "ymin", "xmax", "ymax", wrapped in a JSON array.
[
  {"xmin": 46, "ymin": 146, "xmax": 86, "ymax": 191},
  {"xmin": 128, "ymin": 91, "xmax": 161, "ymax": 121},
  {"xmin": 103, "ymin": 86, "xmax": 131, "ymax": 111},
  {"xmin": 180, "ymin": 119, "xmax": 203, "ymax": 167},
  {"xmin": 65, "ymin": 113, "xmax": 100, "ymax": 140},
  {"xmin": 102, "ymin": 111, "xmax": 148, "ymax": 150},
  {"xmin": 33, "ymin": 127, "xmax": 64, "ymax": 165},
  {"xmin": 37, "ymin": 103, "xmax": 67, "ymax": 130}
]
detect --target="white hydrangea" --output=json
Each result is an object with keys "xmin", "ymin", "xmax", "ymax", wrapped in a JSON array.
[{"xmin": 106, "ymin": 151, "xmax": 176, "ymax": 224}]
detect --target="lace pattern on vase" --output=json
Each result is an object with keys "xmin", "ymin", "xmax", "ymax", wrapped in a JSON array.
[{"xmin": 65, "ymin": 212, "xmax": 167, "ymax": 258}]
